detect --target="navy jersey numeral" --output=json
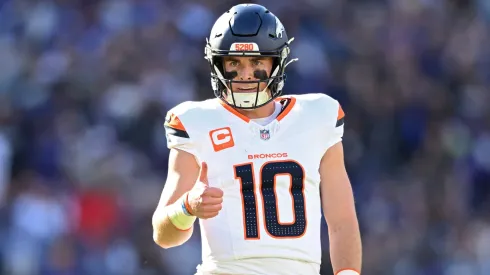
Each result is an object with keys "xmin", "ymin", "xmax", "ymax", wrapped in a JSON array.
[{"xmin": 234, "ymin": 160, "xmax": 307, "ymax": 239}]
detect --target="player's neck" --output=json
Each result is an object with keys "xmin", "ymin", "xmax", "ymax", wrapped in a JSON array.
[{"xmin": 236, "ymin": 101, "xmax": 276, "ymax": 119}]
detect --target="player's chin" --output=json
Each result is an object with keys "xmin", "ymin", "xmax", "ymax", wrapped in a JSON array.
[
  {"xmin": 231, "ymin": 90, "xmax": 256, "ymax": 95},
  {"xmin": 231, "ymin": 86, "xmax": 268, "ymax": 93}
]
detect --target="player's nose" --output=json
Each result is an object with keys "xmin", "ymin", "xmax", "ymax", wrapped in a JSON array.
[{"xmin": 239, "ymin": 66, "xmax": 254, "ymax": 80}]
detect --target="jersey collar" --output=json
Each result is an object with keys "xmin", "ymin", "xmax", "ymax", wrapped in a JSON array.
[{"xmin": 218, "ymin": 96, "xmax": 297, "ymax": 123}]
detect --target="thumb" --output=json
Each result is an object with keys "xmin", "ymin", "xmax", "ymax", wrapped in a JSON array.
[{"xmin": 198, "ymin": 162, "xmax": 208, "ymax": 185}]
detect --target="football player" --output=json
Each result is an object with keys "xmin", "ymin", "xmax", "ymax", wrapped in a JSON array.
[{"xmin": 152, "ymin": 4, "xmax": 362, "ymax": 275}]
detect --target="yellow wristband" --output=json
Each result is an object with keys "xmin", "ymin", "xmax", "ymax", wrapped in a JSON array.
[
  {"xmin": 336, "ymin": 270, "xmax": 360, "ymax": 275},
  {"xmin": 166, "ymin": 197, "xmax": 196, "ymax": 231}
]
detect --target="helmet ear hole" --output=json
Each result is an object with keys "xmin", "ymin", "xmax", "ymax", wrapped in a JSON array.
[
  {"xmin": 212, "ymin": 57, "xmax": 224, "ymax": 74},
  {"xmin": 271, "ymin": 58, "xmax": 280, "ymax": 74}
]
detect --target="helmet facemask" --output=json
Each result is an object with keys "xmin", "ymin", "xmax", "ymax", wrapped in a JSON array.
[{"xmin": 205, "ymin": 39, "xmax": 297, "ymax": 110}]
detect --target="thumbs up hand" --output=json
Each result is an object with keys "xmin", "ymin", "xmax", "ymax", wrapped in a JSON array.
[{"xmin": 186, "ymin": 162, "xmax": 224, "ymax": 219}]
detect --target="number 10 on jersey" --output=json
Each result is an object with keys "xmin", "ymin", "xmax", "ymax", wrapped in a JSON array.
[{"xmin": 234, "ymin": 160, "xmax": 307, "ymax": 240}]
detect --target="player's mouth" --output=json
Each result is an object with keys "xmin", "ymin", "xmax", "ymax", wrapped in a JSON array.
[{"xmin": 236, "ymin": 86, "xmax": 258, "ymax": 92}]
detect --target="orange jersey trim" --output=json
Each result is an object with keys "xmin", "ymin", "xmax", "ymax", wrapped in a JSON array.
[
  {"xmin": 337, "ymin": 105, "xmax": 345, "ymax": 120},
  {"xmin": 275, "ymin": 97, "xmax": 296, "ymax": 121},
  {"xmin": 218, "ymin": 100, "xmax": 251, "ymax": 122},
  {"xmin": 218, "ymin": 97, "xmax": 297, "ymax": 123},
  {"xmin": 164, "ymin": 113, "xmax": 186, "ymax": 131},
  {"xmin": 336, "ymin": 104, "xmax": 345, "ymax": 127}
]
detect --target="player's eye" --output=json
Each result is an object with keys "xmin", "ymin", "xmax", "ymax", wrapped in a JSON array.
[
  {"xmin": 252, "ymin": 60, "xmax": 262, "ymax": 66},
  {"xmin": 229, "ymin": 61, "xmax": 238, "ymax": 67}
]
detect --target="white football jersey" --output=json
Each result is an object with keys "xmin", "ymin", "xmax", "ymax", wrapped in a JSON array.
[{"xmin": 164, "ymin": 93, "xmax": 344, "ymax": 275}]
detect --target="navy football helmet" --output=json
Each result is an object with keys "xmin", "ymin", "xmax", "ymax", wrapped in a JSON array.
[{"xmin": 205, "ymin": 4, "xmax": 297, "ymax": 109}]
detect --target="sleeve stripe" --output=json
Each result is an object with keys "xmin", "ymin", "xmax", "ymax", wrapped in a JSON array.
[
  {"xmin": 165, "ymin": 114, "xmax": 186, "ymax": 131},
  {"xmin": 336, "ymin": 104, "xmax": 345, "ymax": 127},
  {"xmin": 337, "ymin": 105, "xmax": 345, "ymax": 120},
  {"xmin": 336, "ymin": 117, "xmax": 344, "ymax": 127},
  {"xmin": 164, "ymin": 125, "xmax": 190, "ymax": 138}
]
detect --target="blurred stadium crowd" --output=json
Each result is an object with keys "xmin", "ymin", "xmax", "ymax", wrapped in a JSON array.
[{"xmin": 0, "ymin": 0, "xmax": 489, "ymax": 274}]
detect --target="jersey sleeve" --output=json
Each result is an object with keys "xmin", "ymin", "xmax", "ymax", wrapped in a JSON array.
[
  {"xmin": 323, "ymin": 100, "xmax": 345, "ymax": 150},
  {"xmin": 164, "ymin": 110, "xmax": 198, "ymax": 156}
]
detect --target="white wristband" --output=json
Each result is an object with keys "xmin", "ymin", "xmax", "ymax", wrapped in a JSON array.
[
  {"xmin": 336, "ymin": 270, "xmax": 360, "ymax": 275},
  {"xmin": 166, "ymin": 196, "xmax": 196, "ymax": 230}
]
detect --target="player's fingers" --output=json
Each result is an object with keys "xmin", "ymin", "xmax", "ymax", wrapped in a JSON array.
[
  {"xmin": 198, "ymin": 162, "xmax": 208, "ymax": 185},
  {"xmin": 205, "ymin": 187, "xmax": 224, "ymax": 198},
  {"xmin": 202, "ymin": 204, "xmax": 222, "ymax": 213},
  {"xmin": 201, "ymin": 196, "xmax": 223, "ymax": 205}
]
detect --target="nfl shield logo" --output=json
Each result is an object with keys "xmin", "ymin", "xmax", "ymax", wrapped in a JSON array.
[{"xmin": 260, "ymin": 129, "xmax": 270, "ymax": 141}]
